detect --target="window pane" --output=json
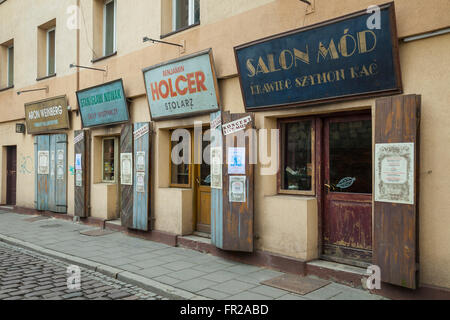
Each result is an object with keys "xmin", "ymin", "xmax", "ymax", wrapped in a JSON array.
[
  {"xmin": 282, "ymin": 121, "xmax": 313, "ymax": 191},
  {"xmin": 329, "ymin": 120, "xmax": 372, "ymax": 194},
  {"xmin": 103, "ymin": 139, "xmax": 115, "ymax": 182},
  {"xmin": 200, "ymin": 137, "xmax": 210, "ymax": 186},
  {"xmin": 174, "ymin": 0, "xmax": 189, "ymax": 30},
  {"xmin": 171, "ymin": 135, "xmax": 190, "ymax": 185},
  {"xmin": 7, "ymin": 46, "xmax": 13, "ymax": 86},
  {"xmin": 48, "ymin": 30, "xmax": 55, "ymax": 75},
  {"xmin": 194, "ymin": 0, "xmax": 200, "ymax": 24},
  {"xmin": 104, "ymin": 0, "xmax": 115, "ymax": 55}
]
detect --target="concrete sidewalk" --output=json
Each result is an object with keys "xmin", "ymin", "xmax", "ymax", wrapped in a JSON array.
[{"xmin": 0, "ymin": 210, "xmax": 384, "ymax": 300}]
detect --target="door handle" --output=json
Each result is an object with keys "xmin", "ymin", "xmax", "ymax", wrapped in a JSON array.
[{"xmin": 195, "ymin": 177, "xmax": 200, "ymax": 185}]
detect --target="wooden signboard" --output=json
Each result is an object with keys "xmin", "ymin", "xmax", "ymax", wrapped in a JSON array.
[
  {"xmin": 211, "ymin": 111, "xmax": 255, "ymax": 252},
  {"xmin": 374, "ymin": 94, "xmax": 421, "ymax": 289},
  {"xmin": 74, "ymin": 130, "xmax": 91, "ymax": 217},
  {"xmin": 25, "ymin": 96, "xmax": 70, "ymax": 134}
]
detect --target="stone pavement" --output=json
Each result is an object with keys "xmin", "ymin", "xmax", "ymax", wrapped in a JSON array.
[
  {"xmin": 0, "ymin": 242, "xmax": 164, "ymax": 300},
  {"xmin": 0, "ymin": 211, "xmax": 385, "ymax": 300}
]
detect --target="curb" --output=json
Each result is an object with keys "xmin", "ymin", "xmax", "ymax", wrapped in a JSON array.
[{"xmin": 0, "ymin": 233, "xmax": 208, "ymax": 300}]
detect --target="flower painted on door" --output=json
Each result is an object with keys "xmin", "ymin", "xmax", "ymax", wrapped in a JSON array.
[{"xmin": 336, "ymin": 177, "xmax": 356, "ymax": 189}]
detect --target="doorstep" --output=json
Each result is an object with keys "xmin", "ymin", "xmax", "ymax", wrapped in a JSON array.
[{"xmin": 306, "ymin": 260, "xmax": 368, "ymax": 289}]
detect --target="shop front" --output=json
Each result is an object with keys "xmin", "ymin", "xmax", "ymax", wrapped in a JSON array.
[{"xmin": 24, "ymin": 95, "xmax": 70, "ymax": 213}]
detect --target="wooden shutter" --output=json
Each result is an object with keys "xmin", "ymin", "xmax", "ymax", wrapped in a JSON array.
[
  {"xmin": 120, "ymin": 124, "xmax": 134, "ymax": 228},
  {"xmin": 213, "ymin": 111, "xmax": 255, "ymax": 252},
  {"xmin": 35, "ymin": 135, "xmax": 50, "ymax": 211},
  {"xmin": 374, "ymin": 94, "xmax": 421, "ymax": 289},
  {"xmin": 74, "ymin": 130, "xmax": 90, "ymax": 217},
  {"xmin": 54, "ymin": 134, "xmax": 68, "ymax": 213}
]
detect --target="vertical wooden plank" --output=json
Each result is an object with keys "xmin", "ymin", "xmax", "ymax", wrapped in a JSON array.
[
  {"xmin": 210, "ymin": 111, "xmax": 224, "ymax": 249},
  {"xmin": 74, "ymin": 130, "xmax": 90, "ymax": 217},
  {"xmin": 221, "ymin": 111, "xmax": 255, "ymax": 252},
  {"xmin": 48, "ymin": 135, "xmax": 56, "ymax": 212},
  {"xmin": 132, "ymin": 122, "xmax": 151, "ymax": 231},
  {"xmin": 35, "ymin": 135, "xmax": 50, "ymax": 211},
  {"xmin": 120, "ymin": 124, "xmax": 134, "ymax": 228},
  {"xmin": 374, "ymin": 94, "xmax": 420, "ymax": 289},
  {"xmin": 54, "ymin": 134, "xmax": 68, "ymax": 213}
]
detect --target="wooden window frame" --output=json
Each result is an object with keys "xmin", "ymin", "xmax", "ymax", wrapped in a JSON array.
[
  {"xmin": 277, "ymin": 117, "xmax": 316, "ymax": 196},
  {"xmin": 101, "ymin": 137, "xmax": 118, "ymax": 183},
  {"xmin": 169, "ymin": 129, "xmax": 193, "ymax": 188},
  {"xmin": 103, "ymin": 0, "xmax": 117, "ymax": 57},
  {"xmin": 6, "ymin": 45, "xmax": 13, "ymax": 87},
  {"xmin": 46, "ymin": 27, "xmax": 56, "ymax": 76},
  {"xmin": 172, "ymin": 0, "xmax": 199, "ymax": 33}
]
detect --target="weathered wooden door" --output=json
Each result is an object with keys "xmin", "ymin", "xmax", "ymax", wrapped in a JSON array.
[
  {"xmin": 6, "ymin": 146, "xmax": 17, "ymax": 205},
  {"xmin": 195, "ymin": 136, "xmax": 211, "ymax": 233},
  {"xmin": 120, "ymin": 122, "xmax": 152, "ymax": 231},
  {"xmin": 74, "ymin": 130, "xmax": 90, "ymax": 218},
  {"xmin": 374, "ymin": 95, "xmax": 420, "ymax": 289},
  {"xmin": 35, "ymin": 135, "xmax": 50, "ymax": 211},
  {"xmin": 322, "ymin": 115, "xmax": 373, "ymax": 266},
  {"xmin": 211, "ymin": 111, "xmax": 255, "ymax": 252}
]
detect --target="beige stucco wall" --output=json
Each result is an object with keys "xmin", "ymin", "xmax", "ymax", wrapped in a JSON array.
[{"xmin": 0, "ymin": 0, "xmax": 449, "ymax": 289}]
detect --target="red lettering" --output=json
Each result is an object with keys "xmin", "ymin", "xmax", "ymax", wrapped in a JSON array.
[
  {"xmin": 168, "ymin": 78, "xmax": 177, "ymax": 97},
  {"xmin": 150, "ymin": 82, "xmax": 160, "ymax": 101},
  {"xmin": 195, "ymin": 71, "xmax": 207, "ymax": 92},
  {"xmin": 187, "ymin": 73, "xmax": 196, "ymax": 94},
  {"xmin": 159, "ymin": 80, "xmax": 169, "ymax": 99},
  {"xmin": 175, "ymin": 75, "xmax": 188, "ymax": 95}
]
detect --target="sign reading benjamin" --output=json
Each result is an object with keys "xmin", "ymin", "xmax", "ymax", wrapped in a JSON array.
[
  {"xmin": 143, "ymin": 49, "xmax": 220, "ymax": 120},
  {"xmin": 234, "ymin": 3, "xmax": 402, "ymax": 111},
  {"xmin": 25, "ymin": 96, "xmax": 70, "ymax": 134},
  {"xmin": 76, "ymin": 79, "xmax": 129, "ymax": 128}
]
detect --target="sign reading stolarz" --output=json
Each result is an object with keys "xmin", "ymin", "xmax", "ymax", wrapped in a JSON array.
[
  {"xmin": 234, "ymin": 3, "xmax": 402, "ymax": 111},
  {"xmin": 143, "ymin": 49, "xmax": 220, "ymax": 121},
  {"xmin": 25, "ymin": 95, "xmax": 70, "ymax": 134},
  {"xmin": 76, "ymin": 79, "xmax": 129, "ymax": 128}
]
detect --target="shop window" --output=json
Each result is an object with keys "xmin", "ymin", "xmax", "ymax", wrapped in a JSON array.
[
  {"xmin": 169, "ymin": 130, "xmax": 192, "ymax": 188},
  {"xmin": 102, "ymin": 137, "xmax": 118, "ymax": 183},
  {"xmin": 37, "ymin": 19, "xmax": 56, "ymax": 79},
  {"xmin": 279, "ymin": 119, "xmax": 315, "ymax": 195}
]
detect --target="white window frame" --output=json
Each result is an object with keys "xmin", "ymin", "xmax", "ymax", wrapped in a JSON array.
[
  {"xmin": 103, "ymin": 0, "xmax": 117, "ymax": 56},
  {"xmin": 172, "ymin": 0, "xmax": 197, "ymax": 32},
  {"xmin": 6, "ymin": 45, "xmax": 13, "ymax": 87},
  {"xmin": 46, "ymin": 27, "xmax": 56, "ymax": 76},
  {"xmin": 102, "ymin": 137, "xmax": 118, "ymax": 183}
]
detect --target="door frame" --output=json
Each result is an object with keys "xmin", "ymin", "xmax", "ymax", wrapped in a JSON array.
[
  {"xmin": 6, "ymin": 146, "xmax": 17, "ymax": 205},
  {"xmin": 194, "ymin": 163, "xmax": 211, "ymax": 234}
]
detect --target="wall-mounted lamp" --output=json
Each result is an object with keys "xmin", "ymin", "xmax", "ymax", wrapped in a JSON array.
[
  {"xmin": 17, "ymin": 86, "xmax": 49, "ymax": 96},
  {"xmin": 69, "ymin": 63, "xmax": 107, "ymax": 72},
  {"xmin": 143, "ymin": 36, "xmax": 184, "ymax": 48},
  {"xmin": 15, "ymin": 123, "xmax": 25, "ymax": 134}
]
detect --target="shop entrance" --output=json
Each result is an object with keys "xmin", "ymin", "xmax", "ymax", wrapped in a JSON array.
[
  {"xmin": 6, "ymin": 146, "xmax": 17, "ymax": 205},
  {"xmin": 195, "ymin": 137, "xmax": 211, "ymax": 234},
  {"xmin": 322, "ymin": 115, "xmax": 372, "ymax": 267}
]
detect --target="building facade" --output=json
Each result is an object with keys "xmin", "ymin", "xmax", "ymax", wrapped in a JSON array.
[{"xmin": 0, "ymin": 0, "xmax": 449, "ymax": 297}]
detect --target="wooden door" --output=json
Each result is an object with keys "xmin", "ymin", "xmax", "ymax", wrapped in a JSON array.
[
  {"xmin": 195, "ymin": 136, "xmax": 211, "ymax": 233},
  {"xmin": 6, "ymin": 146, "xmax": 17, "ymax": 205},
  {"xmin": 120, "ymin": 124, "xmax": 134, "ymax": 228},
  {"xmin": 322, "ymin": 115, "xmax": 373, "ymax": 266},
  {"xmin": 35, "ymin": 135, "xmax": 50, "ymax": 211},
  {"xmin": 74, "ymin": 130, "xmax": 90, "ymax": 218}
]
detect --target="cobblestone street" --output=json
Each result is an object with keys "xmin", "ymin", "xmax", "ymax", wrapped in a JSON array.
[{"xmin": 0, "ymin": 242, "xmax": 167, "ymax": 300}]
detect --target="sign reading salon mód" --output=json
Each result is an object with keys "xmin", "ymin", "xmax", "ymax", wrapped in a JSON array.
[
  {"xmin": 143, "ymin": 49, "xmax": 220, "ymax": 121},
  {"xmin": 234, "ymin": 3, "xmax": 402, "ymax": 111},
  {"xmin": 76, "ymin": 79, "xmax": 129, "ymax": 128},
  {"xmin": 25, "ymin": 95, "xmax": 70, "ymax": 134}
]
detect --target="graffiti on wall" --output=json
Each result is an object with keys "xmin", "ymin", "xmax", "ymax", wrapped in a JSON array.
[{"xmin": 19, "ymin": 154, "xmax": 34, "ymax": 175}]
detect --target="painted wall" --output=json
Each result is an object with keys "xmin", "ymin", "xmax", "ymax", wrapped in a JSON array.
[{"xmin": 0, "ymin": 0, "xmax": 449, "ymax": 289}]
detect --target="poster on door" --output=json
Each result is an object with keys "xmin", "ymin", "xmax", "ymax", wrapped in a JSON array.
[
  {"xmin": 75, "ymin": 169, "xmax": 82, "ymax": 187},
  {"xmin": 120, "ymin": 153, "xmax": 133, "ymax": 185},
  {"xmin": 136, "ymin": 151, "xmax": 146, "ymax": 172},
  {"xmin": 75, "ymin": 153, "xmax": 82, "ymax": 170},
  {"xmin": 211, "ymin": 147, "xmax": 222, "ymax": 189},
  {"xmin": 229, "ymin": 176, "xmax": 246, "ymax": 203},
  {"xmin": 375, "ymin": 143, "xmax": 414, "ymax": 204},
  {"xmin": 136, "ymin": 172, "xmax": 145, "ymax": 193},
  {"xmin": 227, "ymin": 147, "xmax": 245, "ymax": 174},
  {"xmin": 38, "ymin": 151, "xmax": 50, "ymax": 175}
]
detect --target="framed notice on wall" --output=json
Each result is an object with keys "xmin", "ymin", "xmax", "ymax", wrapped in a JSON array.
[{"xmin": 375, "ymin": 143, "xmax": 415, "ymax": 204}]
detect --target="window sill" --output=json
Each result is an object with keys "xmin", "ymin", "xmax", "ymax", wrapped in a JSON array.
[
  {"xmin": 160, "ymin": 22, "xmax": 200, "ymax": 39},
  {"xmin": 91, "ymin": 51, "xmax": 117, "ymax": 63},
  {"xmin": 266, "ymin": 194, "xmax": 316, "ymax": 201},
  {"xmin": 36, "ymin": 74, "xmax": 56, "ymax": 82},
  {"xmin": 0, "ymin": 85, "xmax": 14, "ymax": 93}
]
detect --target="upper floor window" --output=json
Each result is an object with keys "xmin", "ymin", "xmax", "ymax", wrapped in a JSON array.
[
  {"xmin": 47, "ymin": 28, "xmax": 56, "ymax": 76},
  {"xmin": 103, "ymin": 0, "xmax": 116, "ymax": 56},
  {"xmin": 172, "ymin": 0, "xmax": 199, "ymax": 32},
  {"xmin": 0, "ymin": 39, "xmax": 14, "ymax": 89},
  {"xmin": 37, "ymin": 19, "xmax": 56, "ymax": 79},
  {"xmin": 7, "ymin": 45, "xmax": 13, "ymax": 87}
]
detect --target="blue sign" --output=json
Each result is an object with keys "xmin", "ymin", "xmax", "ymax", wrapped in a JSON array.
[
  {"xmin": 76, "ymin": 79, "xmax": 129, "ymax": 128},
  {"xmin": 234, "ymin": 3, "xmax": 401, "ymax": 111}
]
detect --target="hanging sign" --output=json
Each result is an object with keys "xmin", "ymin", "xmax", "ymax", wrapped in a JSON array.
[
  {"xmin": 228, "ymin": 147, "xmax": 246, "ymax": 174},
  {"xmin": 234, "ymin": 3, "xmax": 402, "ymax": 111},
  {"xmin": 25, "ymin": 96, "xmax": 70, "ymax": 134},
  {"xmin": 375, "ymin": 143, "xmax": 414, "ymax": 205},
  {"xmin": 120, "ymin": 153, "xmax": 133, "ymax": 185},
  {"xmin": 229, "ymin": 176, "xmax": 246, "ymax": 203},
  {"xmin": 211, "ymin": 147, "xmax": 223, "ymax": 189},
  {"xmin": 76, "ymin": 79, "xmax": 129, "ymax": 128},
  {"xmin": 38, "ymin": 151, "xmax": 49, "ymax": 175},
  {"xmin": 143, "ymin": 49, "xmax": 220, "ymax": 120},
  {"xmin": 134, "ymin": 124, "xmax": 149, "ymax": 140},
  {"xmin": 222, "ymin": 116, "xmax": 252, "ymax": 136},
  {"xmin": 136, "ymin": 172, "xmax": 145, "ymax": 193}
]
